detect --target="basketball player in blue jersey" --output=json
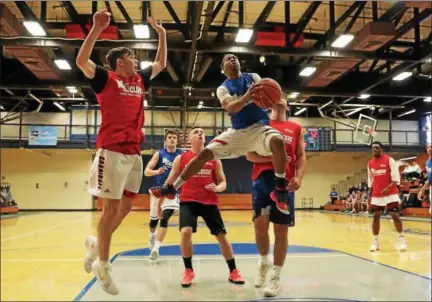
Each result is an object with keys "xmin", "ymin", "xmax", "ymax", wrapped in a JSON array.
[
  {"xmin": 144, "ymin": 130, "xmax": 183, "ymax": 258},
  {"xmin": 418, "ymin": 144, "xmax": 431, "ymax": 215},
  {"xmin": 151, "ymin": 54, "xmax": 290, "ymax": 214}
]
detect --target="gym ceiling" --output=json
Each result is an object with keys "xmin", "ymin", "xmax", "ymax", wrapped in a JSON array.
[{"xmin": 0, "ymin": 1, "xmax": 431, "ymax": 119}]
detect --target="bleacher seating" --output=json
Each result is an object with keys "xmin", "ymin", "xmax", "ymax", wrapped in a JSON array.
[
  {"xmin": 326, "ymin": 160, "xmax": 431, "ymax": 218},
  {"xmin": 324, "ymin": 199, "xmax": 345, "ymax": 211}
]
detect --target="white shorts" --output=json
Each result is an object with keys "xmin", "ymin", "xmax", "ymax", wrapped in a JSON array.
[
  {"xmin": 88, "ymin": 149, "xmax": 143, "ymax": 200},
  {"xmin": 149, "ymin": 192, "xmax": 179, "ymax": 220},
  {"xmin": 371, "ymin": 194, "xmax": 400, "ymax": 207},
  {"xmin": 206, "ymin": 123, "xmax": 282, "ymax": 160}
]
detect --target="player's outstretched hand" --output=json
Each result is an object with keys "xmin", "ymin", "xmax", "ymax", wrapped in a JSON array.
[
  {"xmin": 93, "ymin": 9, "xmax": 111, "ymax": 31},
  {"xmin": 204, "ymin": 183, "xmax": 217, "ymax": 192},
  {"xmin": 417, "ymin": 190, "xmax": 424, "ymax": 200},
  {"xmin": 287, "ymin": 177, "xmax": 302, "ymax": 191},
  {"xmin": 148, "ymin": 16, "xmax": 166, "ymax": 35},
  {"xmin": 157, "ymin": 167, "xmax": 168, "ymax": 175}
]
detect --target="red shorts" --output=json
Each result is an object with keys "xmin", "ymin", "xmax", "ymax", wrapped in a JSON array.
[{"xmin": 369, "ymin": 202, "xmax": 399, "ymax": 213}]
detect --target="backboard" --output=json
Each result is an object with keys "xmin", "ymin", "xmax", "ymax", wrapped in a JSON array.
[{"xmin": 354, "ymin": 114, "xmax": 378, "ymax": 145}]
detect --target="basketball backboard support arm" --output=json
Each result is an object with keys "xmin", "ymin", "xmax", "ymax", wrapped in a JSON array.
[{"xmin": 317, "ymin": 104, "xmax": 378, "ymax": 146}]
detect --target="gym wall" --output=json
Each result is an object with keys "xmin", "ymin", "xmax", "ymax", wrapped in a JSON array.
[
  {"xmin": 1, "ymin": 111, "xmax": 421, "ymax": 146},
  {"xmin": 1, "ymin": 149, "xmax": 369, "ymax": 210}
]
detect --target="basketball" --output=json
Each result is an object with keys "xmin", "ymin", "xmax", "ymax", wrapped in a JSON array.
[{"xmin": 253, "ymin": 78, "xmax": 283, "ymax": 109}]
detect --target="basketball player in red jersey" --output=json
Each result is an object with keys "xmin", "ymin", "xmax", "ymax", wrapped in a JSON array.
[
  {"xmin": 367, "ymin": 141, "xmax": 407, "ymax": 252},
  {"xmin": 160, "ymin": 126, "xmax": 245, "ymax": 287},
  {"xmin": 246, "ymin": 97, "xmax": 306, "ymax": 297},
  {"xmin": 76, "ymin": 10, "xmax": 167, "ymax": 295}
]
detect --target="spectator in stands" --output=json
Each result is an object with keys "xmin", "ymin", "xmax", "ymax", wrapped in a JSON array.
[
  {"xmin": 330, "ymin": 188, "xmax": 338, "ymax": 204},
  {"xmin": 342, "ymin": 191, "xmax": 351, "ymax": 212},
  {"xmin": 344, "ymin": 190, "xmax": 356, "ymax": 213},
  {"xmin": 360, "ymin": 191, "xmax": 368, "ymax": 213},
  {"xmin": 402, "ymin": 160, "xmax": 422, "ymax": 182},
  {"xmin": 351, "ymin": 190, "xmax": 364, "ymax": 214},
  {"xmin": 348, "ymin": 185, "xmax": 357, "ymax": 194},
  {"xmin": 359, "ymin": 180, "xmax": 368, "ymax": 192},
  {"xmin": 419, "ymin": 171, "xmax": 428, "ymax": 186}
]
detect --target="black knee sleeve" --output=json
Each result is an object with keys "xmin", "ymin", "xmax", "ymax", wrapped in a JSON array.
[
  {"xmin": 160, "ymin": 218, "xmax": 169, "ymax": 228},
  {"xmin": 160, "ymin": 209, "xmax": 175, "ymax": 228},
  {"xmin": 149, "ymin": 219, "xmax": 159, "ymax": 229}
]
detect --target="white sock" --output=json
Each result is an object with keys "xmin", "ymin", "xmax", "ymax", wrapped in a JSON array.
[
  {"xmin": 273, "ymin": 265, "xmax": 282, "ymax": 277},
  {"xmin": 99, "ymin": 259, "xmax": 109, "ymax": 267},
  {"xmin": 150, "ymin": 231, "xmax": 156, "ymax": 239},
  {"xmin": 260, "ymin": 255, "xmax": 270, "ymax": 263},
  {"xmin": 373, "ymin": 235, "xmax": 379, "ymax": 241},
  {"xmin": 398, "ymin": 232, "xmax": 404, "ymax": 238},
  {"xmin": 173, "ymin": 177, "xmax": 185, "ymax": 190},
  {"xmin": 155, "ymin": 240, "xmax": 161, "ymax": 247},
  {"xmin": 275, "ymin": 172, "xmax": 286, "ymax": 179}
]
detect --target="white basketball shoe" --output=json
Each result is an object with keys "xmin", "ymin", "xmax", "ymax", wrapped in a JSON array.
[
  {"xmin": 84, "ymin": 235, "xmax": 98, "ymax": 273},
  {"xmin": 254, "ymin": 259, "xmax": 271, "ymax": 288},
  {"xmin": 369, "ymin": 239, "xmax": 379, "ymax": 252},
  {"xmin": 92, "ymin": 260, "xmax": 119, "ymax": 295}
]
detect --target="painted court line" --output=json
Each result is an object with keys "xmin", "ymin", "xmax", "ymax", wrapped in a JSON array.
[
  {"xmin": 0, "ymin": 217, "xmax": 86, "ymax": 242},
  {"xmin": 3, "ymin": 250, "xmax": 430, "ymax": 263},
  {"xmin": 73, "ymin": 243, "xmax": 432, "ymax": 301},
  {"xmin": 117, "ymin": 253, "xmax": 349, "ymax": 261}
]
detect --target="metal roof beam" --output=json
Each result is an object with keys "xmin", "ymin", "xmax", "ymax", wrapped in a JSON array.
[
  {"xmin": 291, "ymin": 1, "xmax": 321, "ymax": 47},
  {"xmin": 186, "ymin": 1, "xmax": 204, "ymax": 83},
  {"xmin": 163, "ymin": 1, "xmax": 189, "ymax": 40},
  {"xmin": 61, "ymin": 1, "xmax": 88, "ymax": 35},
  {"xmin": 1, "ymin": 37, "xmax": 425, "ymax": 62},
  {"xmin": 253, "ymin": 1, "xmax": 276, "ymax": 28},
  {"xmin": 302, "ymin": 1, "xmax": 362, "ymax": 64}
]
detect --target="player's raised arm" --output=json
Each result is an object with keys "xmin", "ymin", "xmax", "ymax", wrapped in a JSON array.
[
  {"xmin": 295, "ymin": 128, "xmax": 306, "ymax": 180},
  {"xmin": 144, "ymin": 152, "xmax": 165, "ymax": 177},
  {"xmin": 217, "ymin": 87, "xmax": 253, "ymax": 114},
  {"xmin": 164, "ymin": 155, "xmax": 182, "ymax": 185},
  {"xmin": 76, "ymin": 10, "xmax": 110, "ymax": 79},
  {"xmin": 147, "ymin": 17, "xmax": 167, "ymax": 79}
]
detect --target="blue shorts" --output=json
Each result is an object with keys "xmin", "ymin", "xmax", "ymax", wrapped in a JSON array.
[{"xmin": 252, "ymin": 170, "xmax": 295, "ymax": 226}]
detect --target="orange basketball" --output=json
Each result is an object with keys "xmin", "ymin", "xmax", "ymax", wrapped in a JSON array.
[{"xmin": 253, "ymin": 78, "xmax": 283, "ymax": 109}]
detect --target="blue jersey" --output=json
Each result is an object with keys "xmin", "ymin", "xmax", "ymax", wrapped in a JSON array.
[
  {"xmin": 152, "ymin": 148, "xmax": 183, "ymax": 186},
  {"xmin": 218, "ymin": 73, "xmax": 269, "ymax": 130},
  {"xmin": 426, "ymin": 159, "xmax": 432, "ymax": 184}
]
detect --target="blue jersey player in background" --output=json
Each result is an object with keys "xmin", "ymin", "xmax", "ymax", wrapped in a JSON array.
[
  {"xmin": 418, "ymin": 144, "xmax": 431, "ymax": 215},
  {"xmin": 151, "ymin": 54, "xmax": 290, "ymax": 214},
  {"xmin": 144, "ymin": 129, "xmax": 183, "ymax": 259}
]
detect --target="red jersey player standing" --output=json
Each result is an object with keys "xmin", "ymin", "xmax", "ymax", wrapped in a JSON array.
[
  {"xmin": 76, "ymin": 10, "xmax": 167, "ymax": 295},
  {"xmin": 158, "ymin": 126, "xmax": 245, "ymax": 287},
  {"xmin": 246, "ymin": 97, "xmax": 306, "ymax": 297},
  {"xmin": 367, "ymin": 141, "xmax": 407, "ymax": 252}
]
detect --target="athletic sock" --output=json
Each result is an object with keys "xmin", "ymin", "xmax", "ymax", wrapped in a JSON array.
[
  {"xmin": 373, "ymin": 235, "xmax": 379, "ymax": 241},
  {"xmin": 260, "ymin": 255, "xmax": 270, "ymax": 263},
  {"xmin": 183, "ymin": 257, "xmax": 193, "ymax": 270},
  {"xmin": 275, "ymin": 173, "xmax": 286, "ymax": 188},
  {"xmin": 273, "ymin": 265, "xmax": 282, "ymax": 277},
  {"xmin": 226, "ymin": 258, "xmax": 237, "ymax": 272},
  {"xmin": 275, "ymin": 172, "xmax": 286, "ymax": 179}
]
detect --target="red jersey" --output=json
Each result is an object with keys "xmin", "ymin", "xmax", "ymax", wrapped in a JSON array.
[
  {"xmin": 179, "ymin": 150, "xmax": 218, "ymax": 205},
  {"xmin": 89, "ymin": 66, "xmax": 152, "ymax": 155},
  {"xmin": 367, "ymin": 154, "xmax": 400, "ymax": 198},
  {"xmin": 251, "ymin": 119, "xmax": 302, "ymax": 181}
]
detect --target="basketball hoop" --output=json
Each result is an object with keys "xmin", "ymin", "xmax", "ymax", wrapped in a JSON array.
[{"xmin": 368, "ymin": 128, "xmax": 377, "ymax": 138}]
